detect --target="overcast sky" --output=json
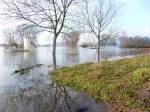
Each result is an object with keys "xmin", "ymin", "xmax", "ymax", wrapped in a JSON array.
[{"xmin": 0, "ymin": 0, "xmax": 150, "ymax": 44}]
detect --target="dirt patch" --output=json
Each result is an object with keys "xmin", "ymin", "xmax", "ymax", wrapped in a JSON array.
[{"xmin": 107, "ymin": 102, "xmax": 143, "ymax": 112}]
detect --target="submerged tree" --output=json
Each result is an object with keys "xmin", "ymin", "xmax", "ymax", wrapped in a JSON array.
[
  {"xmin": 1, "ymin": 0, "xmax": 78, "ymax": 68},
  {"xmin": 64, "ymin": 31, "xmax": 80, "ymax": 47},
  {"xmin": 3, "ymin": 28, "xmax": 20, "ymax": 49},
  {"xmin": 3, "ymin": 28, "xmax": 16, "ymax": 44},
  {"xmin": 80, "ymin": 0, "xmax": 120, "ymax": 61}
]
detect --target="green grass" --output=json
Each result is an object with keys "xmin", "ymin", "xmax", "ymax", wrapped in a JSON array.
[{"xmin": 51, "ymin": 56, "xmax": 150, "ymax": 111}]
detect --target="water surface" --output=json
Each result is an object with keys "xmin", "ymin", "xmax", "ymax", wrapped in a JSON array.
[{"xmin": 0, "ymin": 46, "xmax": 150, "ymax": 112}]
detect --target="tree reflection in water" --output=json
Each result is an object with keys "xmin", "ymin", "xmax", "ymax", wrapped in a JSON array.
[
  {"xmin": 0, "ymin": 80, "xmax": 108, "ymax": 112},
  {"xmin": 63, "ymin": 47, "xmax": 79, "ymax": 66}
]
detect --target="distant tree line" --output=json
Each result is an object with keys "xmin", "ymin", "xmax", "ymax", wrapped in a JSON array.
[
  {"xmin": 100, "ymin": 34, "xmax": 117, "ymax": 46},
  {"xmin": 120, "ymin": 36, "xmax": 150, "ymax": 48},
  {"xmin": 80, "ymin": 34, "xmax": 118, "ymax": 48}
]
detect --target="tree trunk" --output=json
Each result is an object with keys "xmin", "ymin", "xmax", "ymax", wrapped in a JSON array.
[
  {"xmin": 52, "ymin": 35, "xmax": 57, "ymax": 69},
  {"xmin": 97, "ymin": 37, "xmax": 100, "ymax": 62}
]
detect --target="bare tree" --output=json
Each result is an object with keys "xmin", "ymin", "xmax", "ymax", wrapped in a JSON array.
[
  {"xmin": 3, "ymin": 28, "xmax": 15, "ymax": 44},
  {"xmin": 80, "ymin": 0, "xmax": 120, "ymax": 61},
  {"xmin": 63, "ymin": 31, "xmax": 80, "ymax": 47},
  {"xmin": 1, "ymin": 0, "xmax": 78, "ymax": 68},
  {"xmin": 3, "ymin": 28, "xmax": 21, "ymax": 49}
]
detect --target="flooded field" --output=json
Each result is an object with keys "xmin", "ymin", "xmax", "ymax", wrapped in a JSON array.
[{"xmin": 0, "ymin": 46, "xmax": 150, "ymax": 112}]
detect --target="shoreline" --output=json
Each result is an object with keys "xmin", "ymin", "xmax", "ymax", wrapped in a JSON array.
[{"xmin": 51, "ymin": 56, "xmax": 150, "ymax": 112}]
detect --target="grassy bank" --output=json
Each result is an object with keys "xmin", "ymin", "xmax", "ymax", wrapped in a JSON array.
[
  {"xmin": 120, "ymin": 45, "xmax": 150, "ymax": 48},
  {"xmin": 52, "ymin": 56, "xmax": 150, "ymax": 112}
]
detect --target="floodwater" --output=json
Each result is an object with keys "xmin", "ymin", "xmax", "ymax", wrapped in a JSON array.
[{"xmin": 0, "ymin": 46, "xmax": 150, "ymax": 112}]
